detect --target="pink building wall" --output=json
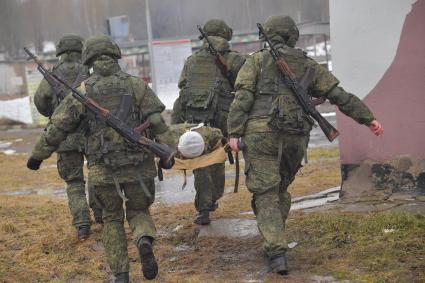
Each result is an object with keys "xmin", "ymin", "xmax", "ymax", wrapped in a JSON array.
[{"xmin": 330, "ymin": 0, "xmax": 425, "ymax": 166}]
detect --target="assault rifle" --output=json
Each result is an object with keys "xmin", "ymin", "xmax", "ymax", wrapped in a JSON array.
[
  {"xmin": 197, "ymin": 25, "xmax": 234, "ymax": 85},
  {"xmin": 24, "ymin": 48, "xmax": 86, "ymax": 107},
  {"xmin": 197, "ymin": 26, "xmax": 242, "ymax": 192},
  {"xmin": 257, "ymin": 23, "xmax": 339, "ymax": 142},
  {"xmin": 24, "ymin": 47, "xmax": 175, "ymax": 168}
]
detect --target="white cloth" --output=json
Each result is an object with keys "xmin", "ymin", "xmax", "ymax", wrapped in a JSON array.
[{"xmin": 177, "ymin": 130, "xmax": 205, "ymax": 158}]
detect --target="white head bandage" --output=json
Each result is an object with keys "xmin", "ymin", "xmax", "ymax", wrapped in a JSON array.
[{"xmin": 178, "ymin": 130, "xmax": 205, "ymax": 159}]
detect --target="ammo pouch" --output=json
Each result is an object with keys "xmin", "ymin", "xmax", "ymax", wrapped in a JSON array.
[
  {"xmin": 184, "ymin": 87, "xmax": 218, "ymax": 124},
  {"xmin": 267, "ymin": 94, "xmax": 313, "ymax": 135}
]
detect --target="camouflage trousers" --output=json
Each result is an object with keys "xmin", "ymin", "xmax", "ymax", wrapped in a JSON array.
[
  {"xmin": 193, "ymin": 162, "xmax": 225, "ymax": 212},
  {"xmin": 57, "ymin": 151, "xmax": 91, "ymax": 228},
  {"xmin": 92, "ymin": 179, "xmax": 156, "ymax": 274},
  {"xmin": 242, "ymin": 132, "xmax": 308, "ymax": 258}
]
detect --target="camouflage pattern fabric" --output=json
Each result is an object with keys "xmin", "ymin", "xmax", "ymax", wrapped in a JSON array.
[
  {"xmin": 92, "ymin": 179, "xmax": 156, "ymax": 274},
  {"xmin": 157, "ymin": 123, "xmax": 225, "ymax": 212},
  {"xmin": 57, "ymin": 151, "xmax": 91, "ymax": 227},
  {"xmin": 171, "ymin": 31, "xmax": 244, "ymax": 215},
  {"xmin": 33, "ymin": 52, "xmax": 92, "ymax": 229},
  {"xmin": 203, "ymin": 19, "xmax": 233, "ymax": 41},
  {"xmin": 228, "ymin": 46, "xmax": 374, "ymax": 138},
  {"xmin": 193, "ymin": 163, "xmax": 225, "ymax": 212},
  {"xmin": 243, "ymin": 132, "xmax": 308, "ymax": 256},
  {"xmin": 31, "ymin": 56, "xmax": 167, "ymax": 274},
  {"xmin": 227, "ymin": 26, "xmax": 375, "ymax": 258},
  {"xmin": 157, "ymin": 123, "xmax": 223, "ymax": 154},
  {"xmin": 171, "ymin": 36, "xmax": 246, "ymax": 137}
]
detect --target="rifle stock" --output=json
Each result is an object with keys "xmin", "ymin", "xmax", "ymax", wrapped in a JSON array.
[{"xmin": 311, "ymin": 112, "xmax": 339, "ymax": 141}]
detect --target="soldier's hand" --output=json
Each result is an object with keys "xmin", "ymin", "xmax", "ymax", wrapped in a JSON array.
[
  {"xmin": 230, "ymin": 138, "xmax": 240, "ymax": 152},
  {"xmin": 27, "ymin": 157, "xmax": 43, "ymax": 170},
  {"xmin": 159, "ymin": 156, "xmax": 175, "ymax": 170},
  {"xmin": 368, "ymin": 120, "xmax": 384, "ymax": 136}
]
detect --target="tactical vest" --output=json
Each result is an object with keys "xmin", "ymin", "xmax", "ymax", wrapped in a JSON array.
[
  {"xmin": 84, "ymin": 71, "xmax": 150, "ymax": 168},
  {"xmin": 248, "ymin": 47, "xmax": 314, "ymax": 134},
  {"xmin": 183, "ymin": 50, "xmax": 233, "ymax": 126},
  {"xmin": 52, "ymin": 61, "xmax": 88, "ymax": 110}
]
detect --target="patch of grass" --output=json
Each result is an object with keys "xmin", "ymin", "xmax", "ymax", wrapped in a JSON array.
[
  {"xmin": 290, "ymin": 159, "xmax": 341, "ymax": 196},
  {"xmin": 307, "ymin": 146, "xmax": 340, "ymax": 161},
  {"xmin": 1, "ymin": 195, "xmax": 424, "ymax": 282},
  {"xmin": 287, "ymin": 212, "xmax": 425, "ymax": 282},
  {"xmin": 0, "ymin": 153, "xmax": 64, "ymax": 192},
  {"xmin": 0, "ymin": 196, "xmax": 106, "ymax": 282},
  {"xmin": 1, "ymin": 221, "xmax": 17, "ymax": 234}
]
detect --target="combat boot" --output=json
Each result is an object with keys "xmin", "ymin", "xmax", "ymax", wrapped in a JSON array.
[
  {"xmin": 92, "ymin": 208, "xmax": 103, "ymax": 224},
  {"xmin": 209, "ymin": 202, "xmax": 219, "ymax": 211},
  {"xmin": 193, "ymin": 210, "xmax": 211, "ymax": 225},
  {"xmin": 77, "ymin": 225, "xmax": 90, "ymax": 241},
  {"xmin": 114, "ymin": 272, "xmax": 129, "ymax": 283},
  {"xmin": 137, "ymin": 236, "xmax": 158, "ymax": 280},
  {"xmin": 269, "ymin": 254, "xmax": 288, "ymax": 275}
]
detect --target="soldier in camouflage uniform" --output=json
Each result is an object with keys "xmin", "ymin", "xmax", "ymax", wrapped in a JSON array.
[
  {"xmin": 228, "ymin": 15, "xmax": 384, "ymax": 275},
  {"xmin": 172, "ymin": 19, "xmax": 246, "ymax": 224},
  {"xmin": 157, "ymin": 123, "xmax": 223, "ymax": 156},
  {"xmin": 27, "ymin": 35, "xmax": 169, "ymax": 282},
  {"xmin": 33, "ymin": 34, "xmax": 97, "ymax": 241}
]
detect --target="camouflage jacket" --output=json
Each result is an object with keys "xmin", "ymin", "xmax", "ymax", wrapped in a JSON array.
[
  {"xmin": 227, "ymin": 44, "xmax": 375, "ymax": 138},
  {"xmin": 171, "ymin": 36, "xmax": 246, "ymax": 129},
  {"xmin": 33, "ymin": 57, "xmax": 88, "ymax": 152},
  {"xmin": 31, "ymin": 64, "xmax": 168, "ymax": 185},
  {"xmin": 156, "ymin": 123, "xmax": 223, "ymax": 157}
]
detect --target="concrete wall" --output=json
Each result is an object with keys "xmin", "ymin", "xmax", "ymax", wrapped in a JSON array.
[{"xmin": 329, "ymin": 0, "xmax": 425, "ymax": 165}]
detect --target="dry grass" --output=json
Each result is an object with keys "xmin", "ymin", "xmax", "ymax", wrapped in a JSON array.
[
  {"xmin": 288, "ymin": 212, "xmax": 425, "ymax": 282},
  {"xmin": 4, "ymin": 146, "xmax": 422, "ymax": 282},
  {"xmin": 0, "ymin": 153, "xmax": 63, "ymax": 192},
  {"xmin": 0, "ymin": 196, "xmax": 106, "ymax": 282},
  {"xmin": 224, "ymin": 146, "xmax": 341, "ymax": 198},
  {"xmin": 1, "ymin": 196, "xmax": 424, "ymax": 282},
  {"xmin": 290, "ymin": 159, "xmax": 341, "ymax": 197}
]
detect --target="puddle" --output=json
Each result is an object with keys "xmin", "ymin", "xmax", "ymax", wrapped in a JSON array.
[
  {"xmin": 1, "ymin": 172, "xmax": 233, "ymax": 205},
  {"xmin": 0, "ymin": 187, "xmax": 67, "ymax": 198},
  {"xmin": 0, "ymin": 140, "xmax": 17, "ymax": 155},
  {"xmin": 198, "ymin": 218, "xmax": 259, "ymax": 238},
  {"xmin": 155, "ymin": 174, "xmax": 196, "ymax": 204},
  {"xmin": 0, "ymin": 141, "xmax": 12, "ymax": 148},
  {"xmin": 0, "ymin": 176, "xmax": 340, "ymax": 210},
  {"xmin": 2, "ymin": 149, "xmax": 16, "ymax": 155},
  {"xmin": 0, "ymin": 128, "xmax": 42, "ymax": 154},
  {"xmin": 154, "ymin": 172, "xmax": 234, "ymax": 204}
]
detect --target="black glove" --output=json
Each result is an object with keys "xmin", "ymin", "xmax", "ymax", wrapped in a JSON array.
[
  {"xmin": 27, "ymin": 157, "xmax": 43, "ymax": 170},
  {"xmin": 159, "ymin": 157, "xmax": 175, "ymax": 170}
]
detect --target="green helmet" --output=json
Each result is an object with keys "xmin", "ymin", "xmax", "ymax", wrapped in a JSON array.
[
  {"xmin": 203, "ymin": 19, "xmax": 233, "ymax": 41},
  {"xmin": 55, "ymin": 34, "xmax": 84, "ymax": 57},
  {"xmin": 263, "ymin": 15, "xmax": 299, "ymax": 47},
  {"xmin": 82, "ymin": 35, "xmax": 121, "ymax": 66}
]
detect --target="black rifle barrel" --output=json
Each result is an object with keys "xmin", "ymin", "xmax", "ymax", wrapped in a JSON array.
[{"xmin": 197, "ymin": 25, "xmax": 234, "ymax": 85}]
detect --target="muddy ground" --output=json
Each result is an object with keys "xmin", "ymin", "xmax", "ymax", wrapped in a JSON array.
[{"xmin": 0, "ymin": 126, "xmax": 424, "ymax": 282}]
